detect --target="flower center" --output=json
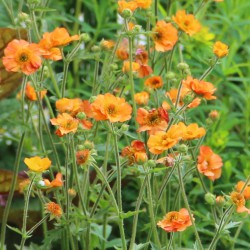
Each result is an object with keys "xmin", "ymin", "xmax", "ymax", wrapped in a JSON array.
[
  {"xmin": 147, "ymin": 113, "xmax": 160, "ymax": 126},
  {"xmin": 107, "ymin": 104, "xmax": 116, "ymax": 115},
  {"xmin": 19, "ymin": 53, "xmax": 29, "ymax": 62}
]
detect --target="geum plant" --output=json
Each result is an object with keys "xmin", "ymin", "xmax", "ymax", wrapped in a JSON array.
[{"xmin": 0, "ymin": 0, "xmax": 249, "ymax": 249}]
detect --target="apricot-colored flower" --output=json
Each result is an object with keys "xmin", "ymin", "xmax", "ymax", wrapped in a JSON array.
[
  {"xmin": 3, "ymin": 39, "xmax": 42, "ymax": 75},
  {"xmin": 235, "ymin": 181, "xmax": 250, "ymax": 200},
  {"xmin": 122, "ymin": 61, "xmax": 140, "ymax": 73},
  {"xmin": 164, "ymin": 87, "xmax": 201, "ymax": 110},
  {"xmin": 147, "ymin": 124, "xmax": 182, "ymax": 154},
  {"xmin": 39, "ymin": 33, "xmax": 62, "ymax": 61},
  {"xmin": 44, "ymin": 173, "xmax": 63, "ymax": 188},
  {"xmin": 45, "ymin": 27, "xmax": 79, "ymax": 47},
  {"xmin": 121, "ymin": 140, "xmax": 147, "ymax": 165},
  {"xmin": 76, "ymin": 149, "xmax": 90, "ymax": 165},
  {"xmin": 45, "ymin": 202, "xmax": 63, "ymax": 218},
  {"xmin": 134, "ymin": 91, "xmax": 150, "ymax": 105},
  {"xmin": 118, "ymin": 1, "xmax": 138, "ymax": 13},
  {"xmin": 180, "ymin": 122, "xmax": 206, "ymax": 141},
  {"xmin": 213, "ymin": 41, "xmax": 229, "ymax": 58},
  {"xmin": 134, "ymin": 0, "xmax": 152, "ymax": 9},
  {"xmin": 230, "ymin": 191, "xmax": 250, "ymax": 214},
  {"xmin": 100, "ymin": 39, "xmax": 116, "ymax": 50},
  {"xmin": 197, "ymin": 146, "xmax": 223, "ymax": 181},
  {"xmin": 50, "ymin": 113, "xmax": 79, "ymax": 135},
  {"xmin": 215, "ymin": 195, "xmax": 225, "ymax": 204},
  {"xmin": 91, "ymin": 93, "xmax": 132, "ymax": 123},
  {"xmin": 172, "ymin": 10, "xmax": 201, "ymax": 36},
  {"xmin": 183, "ymin": 76, "xmax": 216, "ymax": 100},
  {"xmin": 136, "ymin": 107, "xmax": 169, "ymax": 134},
  {"xmin": 152, "ymin": 21, "xmax": 178, "ymax": 52},
  {"xmin": 135, "ymin": 48, "xmax": 153, "ymax": 78},
  {"xmin": 56, "ymin": 98, "xmax": 82, "ymax": 116},
  {"xmin": 25, "ymin": 83, "xmax": 47, "ymax": 101},
  {"xmin": 157, "ymin": 208, "xmax": 193, "ymax": 232},
  {"xmin": 19, "ymin": 179, "xmax": 31, "ymax": 193},
  {"xmin": 24, "ymin": 156, "xmax": 51, "ymax": 173},
  {"xmin": 144, "ymin": 76, "xmax": 163, "ymax": 89}
]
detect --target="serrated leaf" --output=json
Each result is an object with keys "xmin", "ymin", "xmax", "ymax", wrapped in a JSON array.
[
  {"xmin": 131, "ymin": 242, "xmax": 150, "ymax": 250},
  {"xmin": 223, "ymin": 221, "xmax": 241, "ymax": 230},
  {"xmin": 6, "ymin": 225, "xmax": 22, "ymax": 235}
]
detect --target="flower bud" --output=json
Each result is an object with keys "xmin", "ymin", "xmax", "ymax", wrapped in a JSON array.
[
  {"xmin": 132, "ymin": 25, "xmax": 141, "ymax": 33},
  {"xmin": 76, "ymin": 112, "xmax": 86, "ymax": 120},
  {"xmin": 120, "ymin": 124, "xmax": 129, "ymax": 132},
  {"xmin": 80, "ymin": 33, "xmax": 91, "ymax": 43},
  {"xmin": 176, "ymin": 144, "xmax": 188, "ymax": 153},
  {"xmin": 164, "ymin": 16, "xmax": 172, "ymax": 23},
  {"xmin": 91, "ymin": 45, "xmax": 100, "ymax": 52},
  {"xmin": 68, "ymin": 188, "xmax": 76, "ymax": 198},
  {"xmin": 177, "ymin": 62, "xmax": 190, "ymax": 71},
  {"xmin": 215, "ymin": 195, "xmax": 225, "ymax": 206},
  {"xmin": 147, "ymin": 159, "xmax": 156, "ymax": 168},
  {"xmin": 121, "ymin": 9, "xmax": 133, "ymax": 18},
  {"xmin": 110, "ymin": 63, "xmax": 118, "ymax": 71},
  {"xmin": 27, "ymin": 0, "xmax": 41, "ymax": 4},
  {"xmin": 209, "ymin": 110, "xmax": 219, "ymax": 120},
  {"xmin": 165, "ymin": 71, "xmax": 176, "ymax": 81},
  {"xmin": 205, "ymin": 192, "xmax": 216, "ymax": 205},
  {"xmin": 43, "ymin": 66, "xmax": 50, "ymax": 78},
  {"xmin": 89, "ymin": 96, "xmax": 97, "ymax": 103},
  {"xmin": 84, "ymin": 140, "xmax": 95, "ymax": 150}
]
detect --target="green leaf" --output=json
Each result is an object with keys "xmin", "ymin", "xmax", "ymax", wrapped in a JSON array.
[
  {"xmin": 6, "ymin": 225, "xmax": 22, "ymax": 235},
  {"xmin": 120, "ymin": 209, "xmax": 145, "ymax": 219}
]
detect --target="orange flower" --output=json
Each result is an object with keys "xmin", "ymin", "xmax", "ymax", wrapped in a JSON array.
[
  {"xmin": 180, "ymin": 122, "xmax": 206, "ymax": 141},
  {"xmin": 25, "ymin": 83, "xmax": 47, "ymax": 101},
  {"xmin": 183, "ymin": 76, "xmax": 216, "ymax": 100},
  {"xmin": 45, "ymin": 27, "xmax": 79, "ymax": 47},
  {"xmin": 134, "ymin": 0, "xmax": 152, "ymax": 9},
  {"xmin": 230, "ymin": 191, "xmax": 250, "ymax": 214},
  {"xmin": 164, "ymin": 87, "xmax": 201, "ymax": 110},
  {"xmin": 3, "ymin": 39, "xmax": 42, "ymax": 75},
  {"xmin": 56, "ymin": 98, "xmax": 82, "ymax": 116},
  {"xmin": 152, "ymin": 21, "xmax": 178, "ymax": 52},
  {"xmin": 24, "ymin": 156, "xmax": 51, "ymax": 173},
  {"xmin": 50, "ymin": 113, "xmax": 79, "ymax": 136},
  {"xmin": 135, "ymin": 47, "xmax": 153, "ymax": 78},
  {"xmin": 134, "ymin": 91, "xmax": 150, "ymax": 105},
  {"xmin": 45, "ymin": 202, "xmax": 63, "ymax": 218},
  {"xmin": 197, "ymin": 146, "xmax": 223, "ymax": 181},
  {"xmin": 76, "ymin": 149, "xmax": 90, "ymax": 165},
  {"xmin": 121, "ymin": 140, "xmax": 147, "ymax": 165},
  {"xmin": 100, "ymin": 39, "xmax": 116, "ymax": 50},
  {"xmin": 235, "ymin": 181, "xmax": 250, "ymax": 200},
  {"xmin": 147, "ymin": 124, "xmax": 182, "ymax": 154},
  {"xmin": 144, "ymin": 76, "xmax": 163, "ymax": 89},
  {"xmin": 39, "ymin": 33, "xmax": 62, "ymax": 61},
  {"xmin": 91, "ymin": 93, "xmax": 132, "ymax": 122},
  {"xmin": 136, "ymin": 107, "xmax": 169, "ymax": 134},
  {"xmin": 213, "ymin": 41, "xmax": 229, "ymax": 58},
  {"xmin": 172, "ymin": 10, "xmax": 201, "ymax": 36},
  {"xmin": 122, "ymin": 61, "xmax": 140, "ymax": 73},
  {"xmin": 118, "ymin": 1, "xmax": 138, "ymax": 13},
  {"xmin": 44, "ymin": 173, "xmax": 63, "ymax": 188},
  {"xmin": 157, "ymin": 208, "xmax": 193, "ymax": 232}
]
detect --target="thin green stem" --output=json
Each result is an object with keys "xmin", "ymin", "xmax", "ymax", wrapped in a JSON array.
[
  {"xmin": 20, "ymin": 175, "xmax": 35, "ymax": 250},
  {"xmin": 199, "ymin": 58, "xmax": 219, "ymax": 81},
  {"xmin": 61, "ymin": 61, "xmax": 69, "ymax": 98},
  {"xmin": 177, "ymin": 162, "xmax": 203, "ymax": 250},
  {"xmin": 129, "ymin": 177, "xmax": 147, "ymax": 250}
]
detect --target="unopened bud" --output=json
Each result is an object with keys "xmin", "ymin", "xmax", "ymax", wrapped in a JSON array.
[
  {"xmin": 165, "ymin": 71, "xmax": 176, "ymax": 80},
  {"xmin": 89, "ymin": 96, "xmax": 97, "ymax": 103},
  {"xmin": 68, "ymin": 188, "xmax": 76, "ymax": 198},
  {"xmin": 147, "ymin": 159, "xmax": 156, "ymax": 168},
  {"xmin": 80, "ymin": 33, "xmax": 91, "ymax": 43},
  {"xmin": 76, "ymin": 112, "xmax": 86, "ymax": 120},
  {"xmin": 177, "ymin": 62, "xmax": 190, "ymax": 71},
  {"xmin": 91, "ymin": 45, "xmax": 100, "ymax": 52},
  {"xmin": 120, "ymin": 124, "xmax": 129, "ymax": 132},
  {"xmin": 176, "ymin": 144, "xmax": 188, "ymax": 153},
  {"xmin": 209, "ymin": 110, "xmax": 219, "ymax": 120},
  {"xmin": 110, "ymin": 64, "xmax": 118, "ymax": 71},
  {"xmin": 133, "ymin": 25, "xmax": 141, "ymax": 33},
  {"xmin": 84, "ymin": 140, "xmax": 95, "ymax": 150},
  {"xmin": 121, "ymin": 9, "xmax": 133, "ymax": 18},
  {"xmin": 164, "ymin": 16, "xmax": 172, "ymax": 23},
  {"xmin": 205, "ymin": 192, "xmax": 216, "ymax": 205}
]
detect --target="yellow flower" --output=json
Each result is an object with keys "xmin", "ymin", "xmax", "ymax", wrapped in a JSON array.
[
  {"xmin": 213, "ymin": 41, "xmax": 229, "ymax": 58},
  {"xmin": 24, "ymin": 156, "xmax": 51, "ymax": 172}
]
